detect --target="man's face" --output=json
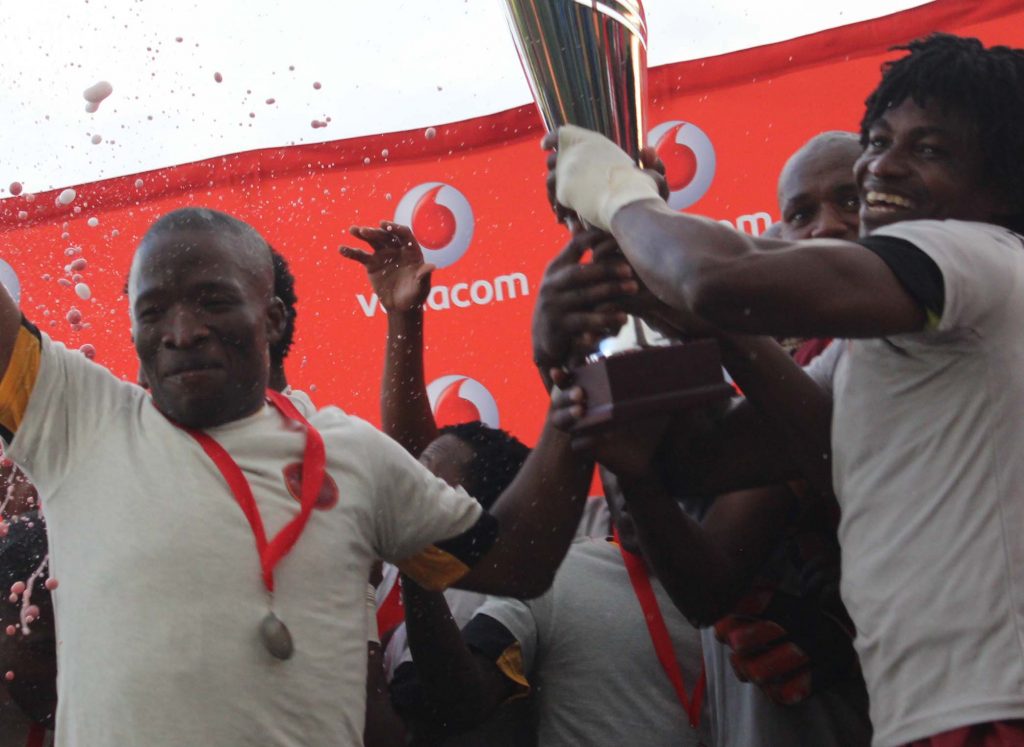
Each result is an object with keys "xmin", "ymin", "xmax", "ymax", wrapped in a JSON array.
[
  {"xmin": 778, "ymin": 144, "xmax": 861, "ymax": 241},
  {"xmin": 855, "ymin": 98, "xmax": 1006, "ymax": 235},
  {"xmin": 130, "ymin": 228, "xmax": 283, "ymax": 429},
  {"xmin": 419, "ymin": 434, "xmax": 475, "ymax": 491}
]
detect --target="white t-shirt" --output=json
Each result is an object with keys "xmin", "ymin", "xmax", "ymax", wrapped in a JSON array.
[
  {"xmin": 467, "ymin": 538, "xmax": 709, "ymax": 747},
  {"xmin": 806, "ymin": 219, "xmax": 1024, "ymax": 746},
  {"xmin": 0, "ymin": 331, "xmax": 491, "ymax": 747}
]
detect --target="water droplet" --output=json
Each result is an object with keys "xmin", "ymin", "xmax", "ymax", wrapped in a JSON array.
[
  {"xmin": 75, "ymin": 283, "xmax": 92, "ymax": 300},
  {"xmin": 312, "ymin": 81, "xmax": 321, "ymax": 90},
  {"xmin": 57, "ymin": 188, "xmax": 77, "ymax": 205},
  {"xmin": 424, "ymin": 127, "xmax": 437, "ymax": 140},
  {"xmin": 8, "ymin": 182, "xmax": 22, "ymax": 196},
  {"xmin": 79, "ymin": 343, "xmax": 96, "ymax": 359},
  {"xmin": 214, "ymin": 72, "xmax": 223, "ymax": 83},
  {"xmin": 91, "ymin": 134, "xmax": 103, "ymax": 145},
  {"xmin": 83, "ymin": 80, "xmax": 113, "ymax": 105},
  {"xmin": 87, "ymin": 217, "xmax": 99, "ymax": 228}
]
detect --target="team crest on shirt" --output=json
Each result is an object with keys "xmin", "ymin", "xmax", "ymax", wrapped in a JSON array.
[{"xmin": 282, "ymin": 463, "xmax": 339, "ymax": 510}]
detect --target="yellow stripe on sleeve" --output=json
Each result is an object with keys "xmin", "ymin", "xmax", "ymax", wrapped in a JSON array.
[
  {"xmin": 396, "ymin": 544, "xmax": 471, "ymax": 592},
  {"xmin": 495, "ymin": 642, "xmax": 531, "ymax": 699},
  {"xmin": 0, "ymin": 325, "xmax": 42, "ymax": 435}
]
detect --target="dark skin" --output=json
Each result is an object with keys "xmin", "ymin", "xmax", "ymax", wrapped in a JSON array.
[
  {"xmin": 544, "ymin": 98, "xmax": 1013, "ymax": 497},
  {"xmin": 338, "ymin": 221, "xmax": 593, "ymax": 600},
  {"xmin": 127, "ymin": 227, "xmax": 286, "ymax": 429},
  {"xmin": 778, "ymin": 132, "xmax": 862, "ymax": 241},
  {"xmin": 0, "ymin": 590, "xmax": 56, "ymax": 728}
]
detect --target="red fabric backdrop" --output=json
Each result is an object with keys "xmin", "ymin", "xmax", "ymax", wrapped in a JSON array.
[{"xmin": 1, "ymin": 0, "xmax": 1022, "ymax": 443}]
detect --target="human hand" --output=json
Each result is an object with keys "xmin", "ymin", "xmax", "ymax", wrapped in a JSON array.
[
  {"xmin": 542, "ymin": 126, "xmax": 662, "ymax": 232},
  {"xmin": 532, "ymin": 229, "xmax": 636, "ymax": 370},
  {"xmin": 549, "ymin": 370, "xmax": 669, "ymax": 478},
  {"xmin": 339, "ymin": 221, "xmax": 435, "ymax": 312},
  {"xmin": 713, "ymin": 587, "xmax": 858, "ymax": 705}
]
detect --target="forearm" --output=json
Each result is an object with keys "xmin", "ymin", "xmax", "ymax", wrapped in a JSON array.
[
  {"xmin": 381, "ymin": 309, "xmax": 437, "ymax": 457},
  {"xmin": 620, "ymin": 474, "xmax": 795, "ymax": 627},
  {"xmin": 364, "ymin": 642, "xmax": 407, "ymax": 747},
  {"xmin": 716, "ymin": 335, "xmax": 834, "ymax": 495},
  {"xmin": 401, "ymin": 578, "xmax": 505, "ymax": 728},
  {"xmin": 618, "ymin": 475, "xmax": 748, "ymax": 626},
  {"xmin": 658, "ymin": 398, "xmax": 799, "ymax": 497},
  {"xmin": 457, "ymin": 421, "xmax": 591, "ymax": 597}
]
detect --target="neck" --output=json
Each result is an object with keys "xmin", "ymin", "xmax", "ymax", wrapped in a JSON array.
[{"xmin": 268, "ymin": 365, "xmax": 287, "ymax": 393}]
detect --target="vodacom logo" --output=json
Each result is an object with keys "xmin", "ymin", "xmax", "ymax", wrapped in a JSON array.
[
  {"xmin": 356, "ymin": 181, "xmax": 530, "ymax": 318},
  {"xmin": 647, "ymin": 120, "xmax": 716, "ymax": 211},
  {"xmin": 426, "ymin": 375, "xmax": 500, "ymax": 428},
  {"xmin": 394, "ymin": 182, "xmax": 475, "ymax": 269}
]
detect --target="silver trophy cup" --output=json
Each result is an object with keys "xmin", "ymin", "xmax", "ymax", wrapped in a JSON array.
[{"xmin": 504, "ymin": 0, "xmax": 732, "ymax": 429}]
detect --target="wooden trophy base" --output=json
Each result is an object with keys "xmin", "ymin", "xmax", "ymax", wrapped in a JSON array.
[{"xmin": 569, "ymin": 338, "xmax": 734, "ymax": 433}]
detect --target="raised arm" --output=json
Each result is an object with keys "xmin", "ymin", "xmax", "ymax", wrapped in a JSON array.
[
  {"xmin": 340, "ymin": 222, "xmax": 438, "ymax": 457},
  {"xmin": 546, "ymin": 125, "xmax": 926, "ymax": 340},
  {"xmin": 392, "ymin": 581, "xmax": 518, "ymax": 736}
]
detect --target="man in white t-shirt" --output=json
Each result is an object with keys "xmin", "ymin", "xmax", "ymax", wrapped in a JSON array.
[
  {"xmin": 545, "ymin": 33, "xmax": 1024, "ymax": 747},
  {"xmin": 0, "ymin": 206, "xmax": 595, "ymax": 746}
]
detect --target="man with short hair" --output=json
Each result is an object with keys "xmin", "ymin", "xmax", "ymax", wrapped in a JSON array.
[
  {"xmin": 547, "ymin": 34, "xmax": 1024, "ymax": 746},
  {"xmin": 0, "ymin": 206, "xmax": 594, "ymax": 746}
]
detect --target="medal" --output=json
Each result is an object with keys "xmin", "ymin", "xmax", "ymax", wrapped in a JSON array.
[
  {"xmin": 172, "ymin": 389, "xmax": 326, "ymax": 661},
  {"xmin": 260, "ymin": 610, "xmax": 295, "ymax": 660}
]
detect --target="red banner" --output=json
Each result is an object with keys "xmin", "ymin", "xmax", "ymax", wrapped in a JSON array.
[{"xmin": 1, "ymin": 0, "xmax": 1021, "ymax": 443}]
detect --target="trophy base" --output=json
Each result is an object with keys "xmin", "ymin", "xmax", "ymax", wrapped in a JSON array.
[{"xmin": 569, "ymin": 339, "xmax": 734, "ymax": 433}]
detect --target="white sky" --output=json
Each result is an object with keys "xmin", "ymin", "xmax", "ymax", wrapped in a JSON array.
[{"xmin": 1, "ymin": 0, "xmax": 927, "ymax": 192}]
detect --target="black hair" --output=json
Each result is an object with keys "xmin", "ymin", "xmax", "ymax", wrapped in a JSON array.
[
  {"xmin": 861, "ymin": 33, "xmax": 1024, "ymax": 232},
  {"xmin": 438, "ymin": 421, "xmax": 530, "ymax": 511},
  {"xmin": 0, "ymin": 513, "xmax": 49, "ymax": 604},
  {"xmin": 269, "ymin": 248, "xmax": 298, "ymax": 367}
]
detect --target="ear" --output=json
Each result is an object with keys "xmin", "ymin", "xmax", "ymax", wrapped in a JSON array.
[{"xmin": 266, "ymin": 296, "xmax": 287, "ymax": 346}]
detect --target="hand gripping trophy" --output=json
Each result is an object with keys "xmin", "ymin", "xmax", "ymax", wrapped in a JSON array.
[{"xmin": 503, "ymin": 0, "xmax": 732, "ymax": 430}]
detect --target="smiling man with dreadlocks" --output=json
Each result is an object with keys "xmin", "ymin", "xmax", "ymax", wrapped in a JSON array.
[{"xmin": 544, "ymin": 33, "xmax": 1024, "ymax": 747}]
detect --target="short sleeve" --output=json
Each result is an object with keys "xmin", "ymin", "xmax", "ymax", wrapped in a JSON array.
[
  {"xmin": 464, "ymin": 589, "xmax": 552, "ymax": 695},
  {"xmin": 871, "ymin": 220, "xmax": 1024, "ymax": 333},
  {"xmin": 0, "ymin": 323, "xmax": 136, "ymax": 494},
  {"xmin": 802, "ymin": 338, "xmax": 843, "ymax": 395},
  {"xmin": 348, "ymin": 420, "xmax": 497, "ymax": 590}
]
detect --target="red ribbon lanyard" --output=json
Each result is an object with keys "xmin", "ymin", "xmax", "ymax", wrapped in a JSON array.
[
  {"xmin": 615, "ymin": 532, "xmax": 706, "ymax": 730},
  {"xmin": 175, "ymin": 390, "xmax": 326, "ymax": 593},
  {"xmin": 376, "ymin": 575, "xmax": 405, "ymax": 640}
]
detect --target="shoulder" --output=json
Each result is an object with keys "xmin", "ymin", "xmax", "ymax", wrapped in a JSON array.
[{"xmin": 871, "ymin": 219, "xmax": 1023, "ymax": 254}]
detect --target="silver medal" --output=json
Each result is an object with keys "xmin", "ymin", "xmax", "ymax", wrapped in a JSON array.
[{"xmin": 260, "ymin": 611, "xmax": 294, "ymax": 660}]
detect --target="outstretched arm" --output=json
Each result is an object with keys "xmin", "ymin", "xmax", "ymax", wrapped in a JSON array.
[
  {"xmin": 340, "ymin": 222, "xmax": 437, "ymax": 457},
  {"xmin": 546, "ymin": 126, "xmax": 926, "ymax": 340},
  {"xmin": 453, "ymin": 418, "xmax": 592, "ymax": 597}
]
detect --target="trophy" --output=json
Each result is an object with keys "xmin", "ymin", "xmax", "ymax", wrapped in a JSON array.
[{"xmin": 503, "ymin": 0, "xmax": 733, "ymax": 430}]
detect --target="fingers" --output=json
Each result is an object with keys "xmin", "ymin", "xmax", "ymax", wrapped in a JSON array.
[
  {"xmin": 338, "ymin": 246, "xmax": 372, "ymax": 265},
  {"xmin": 414, "ymin": 263, "xmax": 436, "ymax": 281},
  {"xmin": 550, "ymin": 383, "xmax": 587, "ymax": 431},
  {"xmin": 639, "ymin": 146, "xmax": 666, "ymax": 175},
  {"xmin": 550, "ymin": 228, "xmax": 606, "ymax": 268},
  {"xmin": 377, "ymin": 221, "xmax": 417, "ymax": 246}
]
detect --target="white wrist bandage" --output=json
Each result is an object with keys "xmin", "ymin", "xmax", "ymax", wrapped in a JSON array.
[{"xmin": 555, "ymin": 125, "xmax": 662, "ymax": 232}]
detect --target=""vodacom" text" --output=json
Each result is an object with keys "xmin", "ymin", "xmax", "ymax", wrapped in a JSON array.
[{"xmin": 356, "ymin": 272, "xmax": 530, "ymax": 317}]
